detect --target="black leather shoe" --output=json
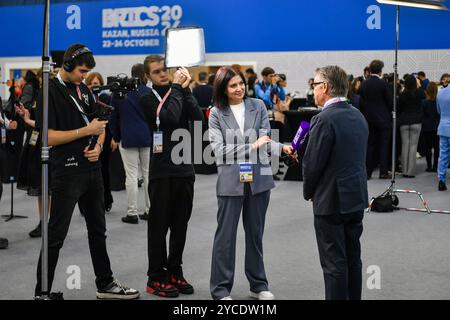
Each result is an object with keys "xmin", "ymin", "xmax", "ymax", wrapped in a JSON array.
[
  {"xmin": 379, "ymin": 174, "xmax": 391, "ymax": 179},
  {"xmin": 29, "ymin": 222, "xmax": 42, "ymax": 238},
  {"xmin": 426, "ymin": 167, "xmax": 433, "ymax": 172},
  {"xmin": 0, "ymin": 238, "xmax": 8, "ymax": 249},
  {"xmin": 273, "ymin": 175, "xmax": 280, "ymax": 181},
  {"xmin": 121, "ymin": 215, "xmax": 139, "ymax": 224},
  {"xmin": 438, "ymin": 181, "xmax": 447, "ymax": 191},
  {"xmin": 139, "ymin": 212, "xmax": 149, "ymax": 221}
]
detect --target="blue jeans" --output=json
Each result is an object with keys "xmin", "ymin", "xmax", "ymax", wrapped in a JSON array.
[{"xmin": 438, "ymin": 136, "xmax": 450, "ymax": 182}]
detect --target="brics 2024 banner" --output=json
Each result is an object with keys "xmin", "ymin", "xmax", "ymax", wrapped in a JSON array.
[{"xmin": 0, "ymin": 0, "xmax": 449, "ymax": 57}]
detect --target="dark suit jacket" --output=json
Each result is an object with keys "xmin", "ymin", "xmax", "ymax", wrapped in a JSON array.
[
  {"xmin": 360, "ymin": 75, "xmax": 393, "ymax": 124},
  {"xmin": 302, "ymin": 101, "xmax": 369, "ymax": 215}
]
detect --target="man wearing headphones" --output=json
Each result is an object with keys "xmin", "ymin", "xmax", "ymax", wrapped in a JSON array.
[{"xmin": 33, "ymin": 43, "xmax": 139, "ymax": 300}]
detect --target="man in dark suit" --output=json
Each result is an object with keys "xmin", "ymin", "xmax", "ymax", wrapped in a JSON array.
[
  {"xmin": 303, "ymin": 65, "xmax": 369, "ymax": 300},
  {"xmin": 192, "ymin": 71, "xmax": 213, "ymax": 109},
  {"xmin": 359, "ymin": 60, "xmax": 393, "ymax": 179}
]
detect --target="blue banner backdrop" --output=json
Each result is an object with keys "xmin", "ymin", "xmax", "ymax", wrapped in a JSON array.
[{"xmin": 0, "ymin": 0, "xmax": 449, "ymax": 57}]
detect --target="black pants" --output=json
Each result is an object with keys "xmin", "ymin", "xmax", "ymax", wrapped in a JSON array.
[
  {"xmin": 367, "ymin": 122, "xmax": 392, "ymax": 177},
  {"xmin": 147, "ymin": 176, "xmax": 194, "ymax": 280},
  {"xmin": 314, "ymin": 211, "xmax": 364, "ymax": 300},
  {"xmin": 35, "ymin": 169, "xmax": 113, "ymax": 295},
  {"xmin": 423, "ymin": 131, "xmax": 439, "ymax": 169}
]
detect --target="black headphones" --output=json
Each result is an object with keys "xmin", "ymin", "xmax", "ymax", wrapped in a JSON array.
[{"xmin": 62, "ymin": 46, "xmax": 92, "ymax": 72}]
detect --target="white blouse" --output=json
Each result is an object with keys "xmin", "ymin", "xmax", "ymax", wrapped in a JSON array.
[{"xmin": 230, "ymin": 101, "xmax": 245, "ymax": 135}]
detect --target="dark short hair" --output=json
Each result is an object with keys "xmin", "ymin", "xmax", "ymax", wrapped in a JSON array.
[
  {"xmin": 245, "ymin": 68, "xmax": 256, "ymax": 75},
  {"xmin": 261, "ymin": 67, "xmax": 275, "ymax": 77},
  {"xmin": 143, "ymin": 55, "xmax": 164, "ymax": 75},
  {"xmin": 369, "ymin": 60, "xmax": 384, "ymax": 74},
  {"xmin": 278, "ymin": 73, "xmax": 286, "ymax": 81},
  {"xmin": 208, "ymin": 74, "xmax": 215, "ymax": 86},
  {"xmin": 213, "ymin": 66, "xmax": 247, "ymax": 109},
  {"xmin": 417, "ymin": 71, "xmax": 426, "ymax": 78},
  {"xmin": 131, "ymin": 63, "xmax": 146, "ymax": 83},
  {"xmin": 63, "ymin": 43, "xmax": 95, "ymax": 69},
  {"xmin": 404, "ymin": 74, "xmax": 417, "ymax": 93},
  {"xmin": 198, "ymin": 71, "xmax": 208, "ymax": 82}
]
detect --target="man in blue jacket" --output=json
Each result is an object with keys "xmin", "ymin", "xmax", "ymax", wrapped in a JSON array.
[
  {"xmin": 437, "ymin": 85, "xmax": 450, "ymax": 191},
  {"xmin": 109, "ymin": 63, "xmax": 152, "ymax": 224}
]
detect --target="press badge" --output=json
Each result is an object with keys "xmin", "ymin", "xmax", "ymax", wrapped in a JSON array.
[
  {"xmin": 153, "ymin": 131, "xmax": 163, "ymax": 153},
  {"xmin": 239, "ymin": 163, "xmax": 253, "ymax": 183},
  {"xmin": 1, "ymin": 128, "xmax": 5, "ymax": 144},
  {"xmin": 29, "ymin": 130, "xmax": 39, "ymax": 146}
]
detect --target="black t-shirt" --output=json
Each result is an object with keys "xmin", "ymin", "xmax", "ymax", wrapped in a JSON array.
[
  {"xmin": 140, "ymin": 83, "xmax": 204, "ymax": 180},
  {"xmin": 36, "ymin": 77, "xmax": 100, "ymax": 178}
]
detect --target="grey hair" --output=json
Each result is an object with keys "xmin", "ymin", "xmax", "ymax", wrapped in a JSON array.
[{"xmin": 315, "ymin": 65, "xmax": 349, "ymax": 97}]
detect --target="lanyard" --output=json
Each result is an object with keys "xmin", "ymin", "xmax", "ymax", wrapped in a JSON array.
[
  {"xmin": 57, "ymin": 73, "xmax": 90, "ymax": 125},
  {"xmin": 152, "ymin": 88, "xmax": 162, "ymax": 102},
  {"xmin": 155, "ymin": 88, "xmax": 172, "ymax": 130}
]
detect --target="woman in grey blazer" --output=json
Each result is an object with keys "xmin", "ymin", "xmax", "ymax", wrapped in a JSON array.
[{"xmin": 208, "ymin": 66, "xmax": 292, "ymax": 300}]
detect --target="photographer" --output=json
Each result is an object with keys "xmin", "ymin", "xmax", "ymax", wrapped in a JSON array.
[
  {"xmin": 33, "ymin": 43, "xmax": 139, "ymax": 300},
  {"xmin": 254, "ymin": 67, "xmax": 286, "ymax": 112},
  {"xmin": 140, "ymin": 55, "xmax": 203, "ymax": 298},
  {"xmin": 109, "ymin": 63, "xmax": 152, "ymax": 224}
]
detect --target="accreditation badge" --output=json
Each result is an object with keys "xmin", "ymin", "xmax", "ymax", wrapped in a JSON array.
[
  {"xmin": 239, "ymin": 162, "xmax": 253, "ymax": 183},
  {"xmin": 29, "ymin": 130, "xmax": 39, "ymax": 146},
  {"xmin": 153, "ymin": 131, "xmax": 163, "ymax": 154},
  {"xmin": 1, "ymin": 128, "xmax": 6, "ymax": 144}
]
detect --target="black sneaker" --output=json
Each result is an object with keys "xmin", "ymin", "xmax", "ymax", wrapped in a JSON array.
[
  {"xmin": 169, "ymin": 274, "xmax": 194, "ymax": 294},
  {"xmin": 29, "ymin": 222, "xmax": 42, "ymax": 238},
  {"xmin": 0, "ymin": 238, "xmax": 8, "ymax": 249},
  {"xmin": 96, "ymin": 279, "xmax": 140, "ymax": 300},
  {"xmin": 146, "ymin": 279, "xmax": 179, "ymax": 298},
  {"xmin": 438, "ymin": 181, "xmax": 447, "ymax": 191},
  {"xmin": 139, "ymin": 212, "xmax": 149, "ymax": 221},
  {"xmin": 121, "ymin": 215, "xmax": 139, "ymax": 224},
  {"xmin": 34, "ymin": 292, "xmax": 64, "ymax": 300}
]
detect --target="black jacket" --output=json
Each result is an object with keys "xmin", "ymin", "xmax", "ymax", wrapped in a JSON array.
[
  {"xmin": 398, "ymin": 89, "xmax": 425, "ymax": 126},
  {"xmin": 360, "ymin": 75, "xmax": 393, "ymax": 124},
  {"xmin": 422, "ymin": 99, "xmax": 440, "ymax": 132},
  {"xmin": 303, "ymin": 101, "xmax": 369, "ymax": 215},
  {"xmin": 140, "ymin": 83, "xmax": 204, "ymax": 180}
]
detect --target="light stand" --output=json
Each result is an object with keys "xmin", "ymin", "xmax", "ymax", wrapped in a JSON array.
[
  {"xmin": 369, "ymin": 0, "xmax": 449, "ymax": 215},
  {"xmin": 1, "ymin": 177, "xmax": 28, "ymax": 221},
  {"xmin": 35, "ymin": 0, "xmax": 51, "ymax": 300}
]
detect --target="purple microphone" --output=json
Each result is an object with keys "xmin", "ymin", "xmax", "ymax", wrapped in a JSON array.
[{"xmin": 291, "ymin": 121, "xmax": 310, "ymax": 151}]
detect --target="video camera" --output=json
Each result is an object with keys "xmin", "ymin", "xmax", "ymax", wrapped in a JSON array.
[{"xmin": 91, "ymin": 73, "xmax": 140, "ymax": 99}]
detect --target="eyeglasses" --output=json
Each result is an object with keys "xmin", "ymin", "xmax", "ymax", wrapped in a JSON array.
[{"xmin": 312, "ymin": 81, "xmax": 325, "ymax": 89}]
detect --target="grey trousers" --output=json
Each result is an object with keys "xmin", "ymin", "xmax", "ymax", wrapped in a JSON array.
[
  {"xmin": 400, "ymin": 124, "xmax": 422, "ymax": 176},
  {"xmin": 210, "ymin": 184, "xmax": 271, "ymax": 300}
]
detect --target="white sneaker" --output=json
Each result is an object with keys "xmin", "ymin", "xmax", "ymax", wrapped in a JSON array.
[
  {"xmin": 249, "ymin": 290, "xmax": 275, "ymax": 300},
  {"xmin": 220, "ymin": 296, "xmax": 232, "ymax": 300}
]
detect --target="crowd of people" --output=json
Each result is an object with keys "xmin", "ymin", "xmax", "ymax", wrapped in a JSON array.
[{"xmin": 0, "ymin": 46, "xmax": 449, "ymax": 301}]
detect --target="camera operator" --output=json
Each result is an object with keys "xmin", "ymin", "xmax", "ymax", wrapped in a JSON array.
[
  {"xmin": 109, "ymin": 63, "xmax": 152, "ymax": 224},
  {"xmin": 33, "ymin": 43, "xmax": 139, "ymax": 300},
  {"xmin": 140, "ymin": 55, "xmax": 204, "ymax": 298}
]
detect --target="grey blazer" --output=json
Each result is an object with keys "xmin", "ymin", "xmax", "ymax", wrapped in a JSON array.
[
  {"xmin": 302, "ymin": 101, "xmax": 369, "ymax": 215},
  {"xmin": 209, "ymin": 98, "xmax": 283, "ymax": 196}
]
